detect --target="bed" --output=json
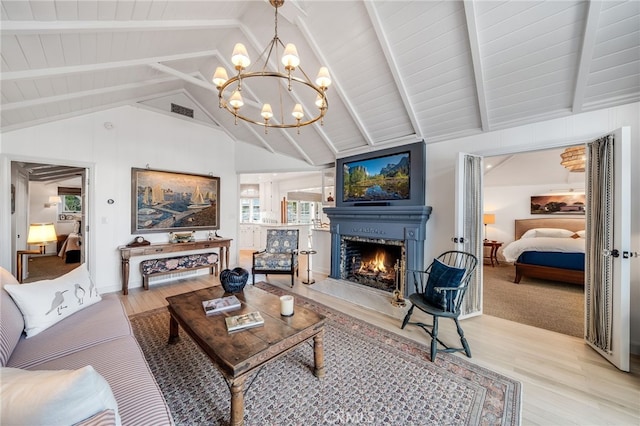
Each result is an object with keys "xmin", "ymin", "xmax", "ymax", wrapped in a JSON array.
[
  {"xmin": 502, "ymin": 218, "xmax": 585, "ymax": 285},
  {"xmin": 57, "ymin": 232, "xmax": 82, "ymax": 263}
]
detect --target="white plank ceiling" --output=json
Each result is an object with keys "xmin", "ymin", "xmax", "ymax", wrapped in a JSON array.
[{"xmin": 1, "ymin": 0, "xmax": 639, "ymax": 166}]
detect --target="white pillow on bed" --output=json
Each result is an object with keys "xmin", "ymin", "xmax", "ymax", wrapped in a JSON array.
[
  {"xmin": 576, "ymin": 230, "xmax": 586, "ymax": 238},
  {"xmin": 521, "ymin": 228, "xmax": 575, "ymax": 239}
]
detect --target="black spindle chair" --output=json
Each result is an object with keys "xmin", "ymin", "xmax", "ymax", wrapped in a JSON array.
[{"xmin": 401, "ymin": 250, "xmax": 478, "ymax": 361}]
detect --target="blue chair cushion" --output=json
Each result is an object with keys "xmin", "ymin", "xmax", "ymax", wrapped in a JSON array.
[{"xmin": 423, "ymin": 259, "xmax": 465, "ymax": 311}]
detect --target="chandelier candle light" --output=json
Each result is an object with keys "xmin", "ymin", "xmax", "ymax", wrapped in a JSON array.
[{"xmin": 213, "ymin": 0, "xmax": 331, "ymax": 134}]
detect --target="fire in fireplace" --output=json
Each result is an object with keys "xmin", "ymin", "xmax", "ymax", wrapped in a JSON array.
[{"xmin": 340, "ymin": 236, "xmax": 404, "ymax": 293}]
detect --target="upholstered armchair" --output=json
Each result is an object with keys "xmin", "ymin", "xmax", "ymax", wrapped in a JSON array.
[{"xmin": 252, "ymin": 229, "xmax": 299, "ymax": 287}]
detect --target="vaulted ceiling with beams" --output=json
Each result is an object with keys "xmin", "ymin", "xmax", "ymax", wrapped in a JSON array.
[{"xmin": 1, "ymin": 1, "xmax": 639, "ymax": 167}]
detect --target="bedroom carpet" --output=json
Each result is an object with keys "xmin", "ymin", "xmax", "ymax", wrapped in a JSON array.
[
  {"xmin": 130, "ymin": 282, "xmax": 522, "ymax": 426},
  {"xmin": 22, "ymin": 255, "xmax": 80, "ymax": 283},
  {"xmin": 482, "ymin": 263, "xmax": 584, "ymax": 338}
]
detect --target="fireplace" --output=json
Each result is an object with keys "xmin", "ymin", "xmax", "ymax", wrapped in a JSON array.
[
  {"xmin": 340, "ymin": 236, "xmax": 404, "ymax": 293},
  {"xmin": 324, "ymin": 205, "xmax": 432, "ymax": 296}
]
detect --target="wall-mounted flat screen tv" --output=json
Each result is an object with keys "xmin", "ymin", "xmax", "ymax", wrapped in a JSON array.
[{"xmin": 336, "ymin": 141, "xmax": 425, "ymax": 207}]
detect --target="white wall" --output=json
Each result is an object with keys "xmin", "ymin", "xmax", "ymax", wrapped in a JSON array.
[
  {"xmin": 424, "ymin": 102, "xmax": 640, "ymax": 353},
  {"xmin": 484, "ymin": 184, "xmax": 585, "ymax": 246},
  {"xmin": 1, "ymin": 105, "xmax": 239, "ymax": 293}
]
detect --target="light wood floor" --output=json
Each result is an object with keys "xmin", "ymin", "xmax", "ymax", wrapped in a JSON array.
[{"xmin": 117, "ymin": 252, "xmax": 640, "ymax": 426}]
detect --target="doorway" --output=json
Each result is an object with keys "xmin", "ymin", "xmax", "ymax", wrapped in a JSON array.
[
  {"xmin": 481, "ymin": 148, "xmax": 586, "ymax": 337},
  {"xmin": 11, "ymin": 161, "xmax": 87, "ymax": 282}
]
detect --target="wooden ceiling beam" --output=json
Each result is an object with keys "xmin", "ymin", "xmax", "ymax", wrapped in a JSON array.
[
  {"xmin": 463, "ymin": 0, "xmax": 489, "ymax": 132},
  {"xmin": 0, "ymin": 19, "xmax": 238, "ymax": 35},
  {"xmin": 572, "ymin": 1, "xmax": 602, "ymax": 114},
  {"xmin": 1, "ymin": 50, "xmax": 220, "ymax": 82}
]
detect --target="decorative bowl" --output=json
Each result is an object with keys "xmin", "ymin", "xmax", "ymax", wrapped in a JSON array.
[
  {"xmin": 220, "ymin": 267, "xmax": 249, "ymax": 293},
  {"xmin": 169, "ymin": 231, "xmax": 195, "ymax": 243}
]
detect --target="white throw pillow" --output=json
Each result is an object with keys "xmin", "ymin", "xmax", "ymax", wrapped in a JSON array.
[
  {"xmin": 3, "ymin": 264, "xmax": 101, "ymax": 338},
  {"xmin": 0, "ymin": 365, "xmax": 121, "ymax": 426},
  {"xmin": 576, "ymin": 230, "xmax": 586, "ymax": 238},
  {"xmin": 521, "ymin": 228, "xmax": 575, "ymax": 239}
]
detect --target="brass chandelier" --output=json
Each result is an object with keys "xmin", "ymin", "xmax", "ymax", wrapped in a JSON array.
[{"xmin": 212, "ymin": 0, "xmax": 331, "ymax": 134}]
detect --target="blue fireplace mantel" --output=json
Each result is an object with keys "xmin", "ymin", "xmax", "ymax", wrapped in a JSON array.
[{"xmin": 323, "ymin": 205, "xmax": 432, "ymax": 295}]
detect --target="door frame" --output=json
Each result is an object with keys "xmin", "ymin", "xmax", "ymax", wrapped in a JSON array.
[
  {"xmin": 462, "ymin": 131, "xmax": 631, "ymax": 371},
  {"xmin": 0, "ymin": 154, "xmax": 95, "ymax": 277}
]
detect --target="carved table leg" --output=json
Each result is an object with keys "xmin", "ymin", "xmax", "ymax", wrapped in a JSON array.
[
  {"xmin": 230, "ymin": 375, "xmax": 247, "ymax": 426},
  {"xmin": 168, "ymin": 316, "xmax": 180, "ymax": 344},
  {"xmin": 121, "ymin": 257, "xmax": 130, "ymax": 295},
  {"xmin": 313, "ymin": 328, "xmax": 326, "ymax": 378}
]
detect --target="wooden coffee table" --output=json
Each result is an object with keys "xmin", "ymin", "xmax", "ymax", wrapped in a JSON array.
[{"xmin": 166, "ymin": 285, "xmax": 326, "ymax": 426}]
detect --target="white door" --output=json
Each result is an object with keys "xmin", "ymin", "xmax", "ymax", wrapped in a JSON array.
[
  {"xmin": 584, "ymin": 127, "xmax": 631, "ymax": 372},
  {"xmin": 13, "ymin": 171, "xmax": 29, "ymax": 278},
  {"xmin": 454, "ymin": 152, "xmax": 483, "ymax": 317}
]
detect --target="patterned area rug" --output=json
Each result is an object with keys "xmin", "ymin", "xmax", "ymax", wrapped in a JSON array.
[{"xmin": 130, "ymin": 283, "xmax": 521, "ymax": 426}]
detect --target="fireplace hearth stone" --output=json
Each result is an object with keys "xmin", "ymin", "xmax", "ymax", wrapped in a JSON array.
[{"xmin": 309, "ymin": 277, "xmax": 410, "ymax": 320}]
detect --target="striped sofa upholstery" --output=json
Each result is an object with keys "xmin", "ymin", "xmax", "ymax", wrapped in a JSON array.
[{"xmin": 1, "ymin": 267, "xmax": 173, "ymax": 426}]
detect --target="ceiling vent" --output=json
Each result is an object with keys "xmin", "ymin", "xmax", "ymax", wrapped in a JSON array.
[{"xmin": 171, "ymin": 103, "xmax": 194, "ymax": 118}]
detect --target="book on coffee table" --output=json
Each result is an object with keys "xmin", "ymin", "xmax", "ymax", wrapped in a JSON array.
[
  {"xmin": 202, "ymin": 295, "xmax": 241, "ymax": 315},
  {"xmin": 225, "ymin": 311, "xmax": 264, "ymax": 332}
]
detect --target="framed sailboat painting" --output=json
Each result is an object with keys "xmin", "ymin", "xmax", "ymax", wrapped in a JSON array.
[{"xmin": 131, "ymin": 168, "xmax": 220, "ymax": 234}]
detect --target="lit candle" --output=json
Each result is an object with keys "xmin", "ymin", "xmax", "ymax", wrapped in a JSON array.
[{"xmin": 280, "ymin": 295, "xmax": 294, "ymax": 317}]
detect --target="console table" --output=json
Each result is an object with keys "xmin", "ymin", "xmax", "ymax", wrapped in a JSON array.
[{"xmin": 118, "ymin": 238, "xmax": 232, "ymax": 295}]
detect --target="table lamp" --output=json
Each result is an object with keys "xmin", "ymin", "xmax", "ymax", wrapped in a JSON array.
[
  {"xmin": 483, "ymin": 213, "xmax": 495, "ymax": 241},
  {"xmin": 16, "ymin": 223, "xmax": 57, "ymax": 283}
]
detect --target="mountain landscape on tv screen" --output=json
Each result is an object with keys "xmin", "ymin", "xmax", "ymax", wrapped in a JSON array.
[{"xmin": 343, "ymin": 154, "xmax": 410, "ymax": 202}]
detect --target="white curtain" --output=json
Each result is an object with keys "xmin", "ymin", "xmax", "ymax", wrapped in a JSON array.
[
  {"xmin": 585, "ymin": 134, "xmax": 614, "ymax": 353},
  {"xmin": 461, "ymin": 154, "xmax": 483, "ymax": 315}
]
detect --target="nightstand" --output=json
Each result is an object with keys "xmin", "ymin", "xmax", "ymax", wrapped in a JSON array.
[{"xmin": 483, "ymin": 240, "xmax": 503, "ymax": 267}]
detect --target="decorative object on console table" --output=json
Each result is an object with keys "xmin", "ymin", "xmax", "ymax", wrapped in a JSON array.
[
  {"xmin": 126, "ymin": 236, "xmax": 150, "ymax": 247},
  {"xmin": 483, "ymin": 213, "xmax": 495, "ymax": 241},
  {"xmin": 220, "ymin": 267, "xmax": 249, "ymax": 293},
  {"xmin": 169, "ymin": 231, "xmax": 195, "ymax": 243}
]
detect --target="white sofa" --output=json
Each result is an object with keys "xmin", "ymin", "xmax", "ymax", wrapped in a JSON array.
[{"xmin": 0, "ymin": 267, "xmax": 173, "ymax": 425}]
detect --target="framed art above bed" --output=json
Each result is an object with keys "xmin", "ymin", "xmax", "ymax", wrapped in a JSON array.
[{"xmin": 530, "ymin": 194, "xmax": 586, "ymax": 215}]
